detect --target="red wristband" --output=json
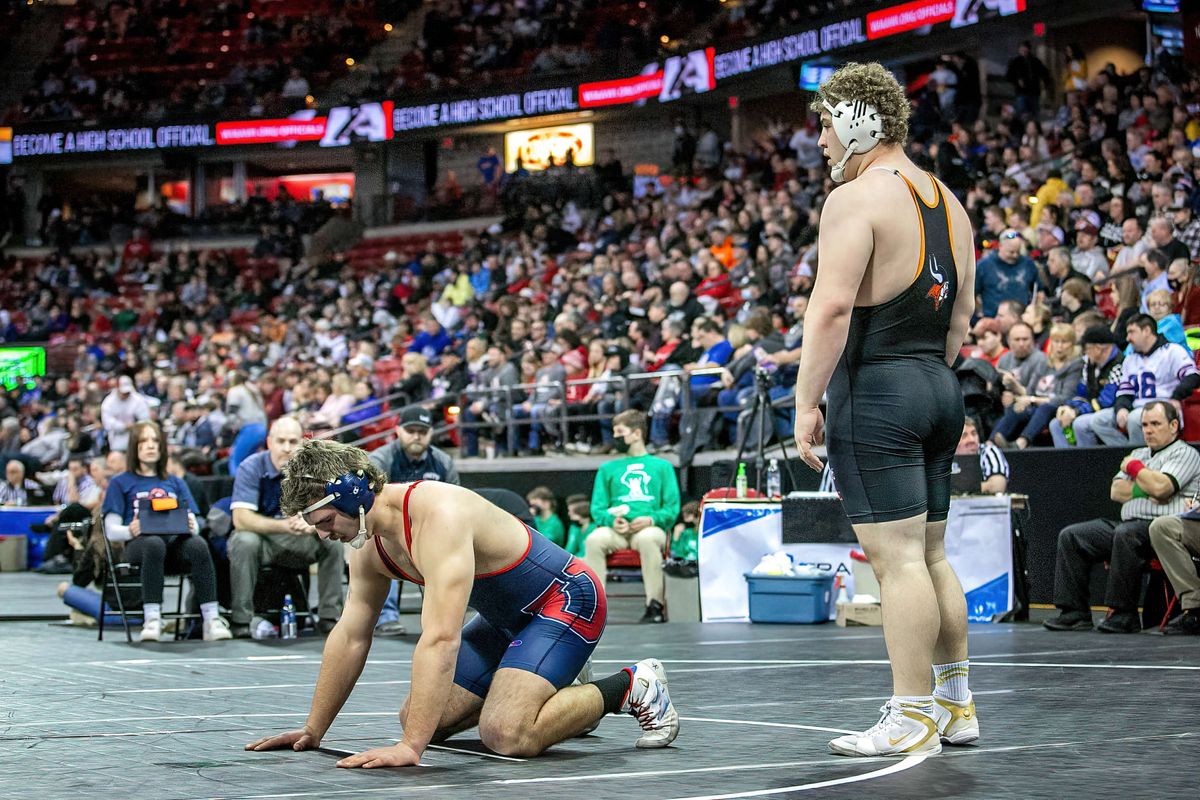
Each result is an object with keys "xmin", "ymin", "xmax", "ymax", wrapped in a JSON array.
[{"xmin": 1126, "ymin": 460, "xmax": 1147, "ymax": 479}]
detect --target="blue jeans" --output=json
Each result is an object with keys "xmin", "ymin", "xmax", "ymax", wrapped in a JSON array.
[
  {"xmin": 461, "ymin": 406, "xmax": 484, "ymax": 456},
  {"xmin": 597, "ymin": 397, "xmax": 624, "ymax": 444}
]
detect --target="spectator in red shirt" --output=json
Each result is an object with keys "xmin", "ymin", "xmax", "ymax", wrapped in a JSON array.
[{"xmin": 971, "ymin": 318, "xmax": 1009, "ymax": 367}]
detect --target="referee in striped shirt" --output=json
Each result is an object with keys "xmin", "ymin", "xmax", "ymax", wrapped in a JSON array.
[
  {"xmin": 1045, "ymin": 400, "xmax": 1200, "ymax": 634},
  {"xmin": 821, "ymin": 416, "xmax": 1010, "ymax": 495}
]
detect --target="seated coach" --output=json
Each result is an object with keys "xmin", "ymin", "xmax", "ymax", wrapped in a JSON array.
[{"xmin": 228, "ymin": 417, "xmax": 344, "ymax": 638}]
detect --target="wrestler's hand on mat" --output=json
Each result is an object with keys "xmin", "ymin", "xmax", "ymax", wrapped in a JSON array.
[
  {"xmin": 336, "ymin": 742, "xmax": 422, "ymax": 769},
  {"xmin": 245, "ymin": 728, "xmax": 321, "ymax": 751},
  {"xmin": 794, "ymin": 406, "xmax": 825, "ymax": 472}
]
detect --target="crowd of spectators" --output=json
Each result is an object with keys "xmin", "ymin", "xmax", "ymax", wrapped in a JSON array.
[
  {"xmin": 5, "ymin": 0, "xmax": 383, "ymax": 125},
  {"xmin": 341, "ymin": 0, "xmax": 898, "ymax": 100},
  {"xmin": 4, "ymin": 181, "xmax": 339, "ymax": 250},
  {"xmin": 1, "ymin": 41, "xmax": 1198, "ymax": 505}
]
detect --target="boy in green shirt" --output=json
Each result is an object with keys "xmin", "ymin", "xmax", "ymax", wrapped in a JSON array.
[
  {"xmin": 671, "ymin": 500, "xmax": 700, "ymax": 561},
  {"xmin": 527, "ymin": 486, "xmax": 565, "ymax": 548},
  {"xmin": 564, "ymin": 494, "xmax": 594, "ymax": 559},
  {"xmin": 584, "ymin": 410, "xmax": 681, "ymax": 623}
]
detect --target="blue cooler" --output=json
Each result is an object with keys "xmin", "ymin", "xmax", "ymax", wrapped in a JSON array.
[{"xmin": 744, "ymin": 573, "xmax": 834, "ymax": 624}]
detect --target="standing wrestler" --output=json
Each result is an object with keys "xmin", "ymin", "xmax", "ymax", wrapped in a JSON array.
[
  {"xmin": 794, "ymin": 63, "xmax": 978, "ymax": 757},
  {"xmin": 245, "ymin": 439, "xmax": 677, "ymax": 767}
]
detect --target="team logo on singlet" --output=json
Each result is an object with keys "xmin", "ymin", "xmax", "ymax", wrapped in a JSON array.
[{"xmin": 926, "ymin": 254, "xmax": 950, "ymax": 311}]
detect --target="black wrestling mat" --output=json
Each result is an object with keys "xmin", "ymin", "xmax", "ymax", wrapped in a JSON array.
[{"xmin": 3, "ymin": 618, "xmax": 1197, "ymax": 799}]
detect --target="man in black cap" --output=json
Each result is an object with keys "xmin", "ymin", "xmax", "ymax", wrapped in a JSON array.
[{"xmin": 367, "ymin": 406, "xmax": 461, "ymax": 636}]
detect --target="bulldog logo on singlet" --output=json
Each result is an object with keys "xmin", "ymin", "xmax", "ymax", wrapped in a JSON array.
[{"xmin": 926, "ymin": 254, "xmax": 950, "ymax": 311}]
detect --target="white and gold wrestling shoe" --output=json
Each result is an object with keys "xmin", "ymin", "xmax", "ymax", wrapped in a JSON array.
[
  {"xmin": 932, "ymin": 693, "xmax": 979, "ymax": 745},
  {"xmin": 828, "ymin": 700, "xmax": 942, "ymax": 757},
  {"xmin": 621, "ymin": 658, "xmax": 679, "ymax": 748}
]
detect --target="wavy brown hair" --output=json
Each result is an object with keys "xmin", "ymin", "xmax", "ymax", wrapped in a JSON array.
[
  {"xmin": 280, "ymin": 438, "xmax": 388, "ymax": 516},
  {"xmin": 810, "ymin": 62, "xmax": 910, "ymax": 146}
]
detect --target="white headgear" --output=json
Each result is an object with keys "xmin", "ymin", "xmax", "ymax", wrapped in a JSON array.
[{"xmin": 822, "ymin": 98, "xmax": 885, "ymax": 183}]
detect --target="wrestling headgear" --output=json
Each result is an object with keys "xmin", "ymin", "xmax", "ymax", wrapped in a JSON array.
[
  {"xmin": 300, "ymin": 470, "xmax": 376, "ymax": 549},
  {"xmin": 822, "ymin": 98, "xmax": 885, "ymax": 183}
]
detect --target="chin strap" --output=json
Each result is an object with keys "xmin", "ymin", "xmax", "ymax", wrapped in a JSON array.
[
  {"xmin": 348, "ymin": 506, "xmax": 368, "ymax": 549},
  {"xmin": 830, "ymin": 141, "xmax": 859, "ymax": 183}
]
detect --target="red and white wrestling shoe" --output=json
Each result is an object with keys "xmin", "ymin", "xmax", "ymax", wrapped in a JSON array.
[{"xmin": 621, "ymin": 658, "xmax": 679, "ymax": 748}]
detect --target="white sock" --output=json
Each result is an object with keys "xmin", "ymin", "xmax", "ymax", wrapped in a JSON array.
[
  {"xmin": 142, "ymin": 603, "xmax": 161, "ymax": 623},
  {"xmin": 200, "ymin": 601, "xmax": 221, "ymax": 623},
  {"xmin": 932, "ymin": 660, "xmax": 970, "ymax": 703},
  {"xmin": 893, "ymin": 694, "xmax": 934, "ymax": 717}
]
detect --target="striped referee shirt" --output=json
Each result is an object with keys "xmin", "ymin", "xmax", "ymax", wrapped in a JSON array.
[
  {"xmin": 979, "ymin": 442, "xmax": 1010, "ymax": 482},
  {"xmin": 1116, "ymin": 438, "xmax": 1200, "ymax": 521}
]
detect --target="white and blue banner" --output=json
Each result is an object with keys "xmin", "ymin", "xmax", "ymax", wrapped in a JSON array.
[{"xmin": 698, "ymin": 496, "xmax": 1013, "ymax": 623}]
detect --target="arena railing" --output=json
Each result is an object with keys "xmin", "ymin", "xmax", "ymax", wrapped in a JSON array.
[{"xmin": 435, "ymin": 367, "xmax": 794, "ymax": 458}]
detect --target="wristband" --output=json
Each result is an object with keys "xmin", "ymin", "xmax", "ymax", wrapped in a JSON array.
[
  {"xmin": 1126, "ymin": 460, "xmax": 1147, "ymax": 480},
  {"xmin": 1132, "ymin": 484, "xmax": 1147, "ymax": 499}
]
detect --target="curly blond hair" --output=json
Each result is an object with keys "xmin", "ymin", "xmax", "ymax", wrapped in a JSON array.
[
  {"xmin": 810, "ymin": 62, "xmax": 910, "ymax": 146},
  {"xmin": 279, "ymin": 438, "xmax": 389, "ymax": 516}
]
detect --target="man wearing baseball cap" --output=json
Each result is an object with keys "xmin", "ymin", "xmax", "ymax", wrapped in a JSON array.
[
  {"xmin": 367, "ymin": 405, "xmax": 461, "ymax": 636},
  {"xmin": 1071, "ymin": 218, "xmax": 1109, "ymax": 281},
  {"xmin": 100, "ymin": 373, "xmax": 151, "ymax": 453}
]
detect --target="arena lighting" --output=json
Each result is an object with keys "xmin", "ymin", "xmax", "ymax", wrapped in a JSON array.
[
  {"xmin": 384, "ymin": 23, "xmax": 393, "ymax": 32},
  {"xmin": 660, "ymin": 35, "xmax": 670, "ymax": 44},
  {"xmin": 345, "ymin": 57, "xmax": 355, "ymax": 66}
]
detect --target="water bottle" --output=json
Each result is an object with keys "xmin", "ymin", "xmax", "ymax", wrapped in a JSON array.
[
  {"xmin": 735, "ymin": 463, "xmax": 748, "ymax": 498},
  {"xmin": 766, "ymin": 458, "xmax": 781, "ymax": 499},
  {"xmin": 281, "ymin": 594, "xmax": 297, "ymax": 640},
  {"xmin": 1064, "ymin": 425, "xmax": 1076, "ymax": 445}
]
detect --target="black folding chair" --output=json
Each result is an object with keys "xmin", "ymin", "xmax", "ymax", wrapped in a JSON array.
[{"xmin": 97, "ymin": 532, "xmax": 202, "ymax": 643}]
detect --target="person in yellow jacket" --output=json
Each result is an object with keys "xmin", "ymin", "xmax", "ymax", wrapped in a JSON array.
[
  {"xmin": 432, "ymin": 270, "xmax": 475, "ymax": 330},
  {"xmin": 1031, "ymin": 168, "xmax": 1069, "ymax": 228}
]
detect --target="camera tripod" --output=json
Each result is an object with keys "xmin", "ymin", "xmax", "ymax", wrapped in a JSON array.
[{"xmin": 729, "ymin": 366, "xmax": 800, "ymax": 496}]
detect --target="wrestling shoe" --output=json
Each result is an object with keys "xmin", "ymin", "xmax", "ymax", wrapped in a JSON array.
[
  {"xmin": 571, "ymin": 657, "xmax": 601, "ymax": 736},
  {"xmin": 932, "ymin": 693, "xmax": 979, "ymax": 745},
  {"xmin": 140, "ymin": 617, "xmax": 162, "ymax": 642},
  {"xmin": 203, "ymin": 616, "xmax": 233, "ymax": 641},
  {"xmin": 621, "ymin": 658, "xmax": 679, "ymax": 748},
  {"xmin": 828, "ymin": 701, "xmax": 942, "ymax": 757}
]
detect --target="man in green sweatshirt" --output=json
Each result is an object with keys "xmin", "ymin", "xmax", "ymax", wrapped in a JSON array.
[{"xmin": 585, "ymin": 409, "xmax": 681, "ymax": 623}]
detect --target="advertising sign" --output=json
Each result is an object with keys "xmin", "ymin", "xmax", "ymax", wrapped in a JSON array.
[
  {"xmin": 393, "ymin": 88, "xmax": 578, "ymax": 131},
  {"xmin": 10, "ymin": 124, "xmax": 214, "ymax": 157},
  {"xmin": 503, "ymin": 123, "xmax": 593, "ymax": 172}
]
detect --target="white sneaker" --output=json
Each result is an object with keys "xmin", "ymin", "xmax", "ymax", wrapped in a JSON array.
[
  {"xmin": 620, "ymin": 658, "xmax": 679, "ymax": 749},
  {"xmin": 140, "ymin": 617, "xmax": 162, "ymax": 642},
  {"xmin": 203, "ymin": 616, "xmax": 233, "ymax": 641},
  {"xmin": 932, "ymin": 692, "xmax": 979, "ymax": 745},
  {"xmin": 828, "ymin": 700, "xmax": 942, "ymax": 757}
]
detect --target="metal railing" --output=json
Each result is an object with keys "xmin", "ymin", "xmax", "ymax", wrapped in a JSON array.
[{"xmin": 404, "ymin": 366, "xmax": 795, "ymax": 458}]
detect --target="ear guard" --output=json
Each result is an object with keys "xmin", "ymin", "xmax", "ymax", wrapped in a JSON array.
[
  {"xmin": 301, "ymin": 470, "xmax": 376, "ymax": 548},
  {"xmin": 822, "ymin": 98, "xmax": 885, "ymax": 183}
]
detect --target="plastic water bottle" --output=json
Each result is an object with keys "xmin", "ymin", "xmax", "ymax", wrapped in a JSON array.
[
  {"xmin": 1064, "ymin": 425, "xmax": 1076, "ymax": 445},
  {"xmin": 281, "ymin": 594, "xmax": 297, "ymax": 640},
  {"xmin": 735, "ymin": 463, "xmax": 748, "ymax": 498},
  {"xmin": 766, "ymin": 458, "xmax": 781, "ymax": 499}
]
